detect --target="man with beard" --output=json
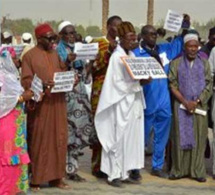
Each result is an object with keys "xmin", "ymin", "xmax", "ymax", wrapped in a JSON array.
[
  {"xmin": 95, "ymin": 21, "xmax": 148, "ymax": 187},
  {"xmin": 57, "ymin": 21, "xmax": 96, "ymax": 182}
]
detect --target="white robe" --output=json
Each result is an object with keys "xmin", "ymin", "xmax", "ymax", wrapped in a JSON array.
[
  {"xmin": 95, "ymin": 45, "xmax": 145, "ymax": 181},
  {"xmin": 209, "ymin": 47, "xmax": 215, "ymax": 175}
]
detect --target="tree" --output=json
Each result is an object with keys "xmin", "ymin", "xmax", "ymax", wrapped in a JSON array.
[
  {"xmin": 147, "ymin": 0, "xmax": 154, "ymax": 25},
  {"xmin": 102, "ymin": 0, "xmax": 109, "ymax": 35},
  {"xmin": 86, "ymin": 26, "xmax": 102, "ymax": 37},
  {"xmin": 75, "ymin": 25, "xmax": 87, "ymax": 38}
]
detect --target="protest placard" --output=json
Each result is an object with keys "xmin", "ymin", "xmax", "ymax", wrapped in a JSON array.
[
  {"xmin": 51, "ymin": 71, "xmax": 75, "ymax": 93},
  {"xmin": 74, "ymin": 42, "xmax": 98, "ymax": 60},
  {"xmin": 31, "ymin": 74, "xmax": 43, "ymax": 102},
  {"xmin": 164, "ymin": 10, "xmax": 183, "ymax": 32},
  {"xmin": 121, "ymin": 57, "xmax": 167, "ymax": 80}
]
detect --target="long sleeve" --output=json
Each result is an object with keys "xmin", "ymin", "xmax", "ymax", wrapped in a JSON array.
[
  {"xmin": 199, "ymin": 60, "xmax": 213, "ymax": 105},
  {"xmin": 21, "ymin": 54, "xmax": 34, "ymax": 90},
  {"xmin": 209, "ymin": 47, "xmax": 215, "ymax": 77},
  {"xmin": 169, "ymin": 59, "xmax": 179, "ymax": 90}
]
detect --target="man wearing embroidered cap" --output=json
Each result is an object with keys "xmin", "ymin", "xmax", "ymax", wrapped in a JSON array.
[
  {"xmin": 169, "ymin": 33, "xmax": 212, "ymax": 182},
  {"xmin": 21, "ymin": 23, "xmax": 70, "ymax": 190},
  {"xmin": 95, "ymin": 21, "xmax": 146, "ymax": 187}
]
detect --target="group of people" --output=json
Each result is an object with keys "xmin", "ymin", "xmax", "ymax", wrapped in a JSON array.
[{"xmin": 0, "ymin": 13, "xmax": 215, "ymax": 195}]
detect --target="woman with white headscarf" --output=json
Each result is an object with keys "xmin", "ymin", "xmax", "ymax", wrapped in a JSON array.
[{"xmin": 0, "ymin": 48, "xmax": 34, "ymax": 194}]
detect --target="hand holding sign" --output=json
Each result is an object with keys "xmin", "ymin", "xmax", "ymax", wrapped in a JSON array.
[
  {"xmin": 51, "ymin": 71, "xmax": 75, "ymax": 93},
  {"xmin": 121, "ymin": 57, "xmax": 167, "ymax": 80},
  {"xmin": 164, "ymin": 10, "xmax": 183, "ymax": 32},
  {"xmin": 31, "ymin": 74, "xmax": 43, "ymax": 102},
  {"xmin": 74, "ymin": 42, "xmax": 99, "ymax": 60}
]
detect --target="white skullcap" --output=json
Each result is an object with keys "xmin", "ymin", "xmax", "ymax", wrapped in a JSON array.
[
  {"xmin": 85, "ymin": 36, "xmax": 93, "ymax": 43},
  {"xmin": 0, "ymin": 81, "xmax": 3, "ymax": 87},
  {"xmin": 58, "ymin": 21, "xmax": 73, "ymax": 33},
  {"xmin": 184, "ymin": 33, "xmax": 198, "ymax": 44},
  {"xmin": 22, "ymin": 32, "xmax": 32, "ymax": 40},
  {"xmin": 3, "ymin": 31, "xmax": 12, "ymax": 39}
]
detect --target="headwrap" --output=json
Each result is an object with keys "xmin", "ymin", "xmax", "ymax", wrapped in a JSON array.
[
  {"xmin": 35, "ymin": 23, "xmax": 54, "ymax": 38},
  {"xmin": 209, "ymin": 26, "xmax": 215, "ymax": 36},
  {"xmin": 117, "ymin": 21, "xmax": 135, "ymax": 37},
  {"xmin": 184, "ymin": 33, "xmax": 198, "ymax": 44},
  {"xmin": 58, "ymin": 21, "xmax": 73, "ymax": 33}
]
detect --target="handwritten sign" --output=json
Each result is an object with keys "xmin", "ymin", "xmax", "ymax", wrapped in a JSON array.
[
  {"xmin": 51, "ymin": 71, "xmax": 75, "ymax": 93},
  {"xmin": 121, "ymin": 57, "xmax": 167, "ymax": 80},
  {"xmin": 164, "ymin": 10, "xmax": 183, "ymax": 32},
  {"xmin": 74, "ymin": 42, "xmax": 98, "ymax": 60},
  {"xmin": 31, "ymin": 74, "xmax": 43, "ymax": 102}
]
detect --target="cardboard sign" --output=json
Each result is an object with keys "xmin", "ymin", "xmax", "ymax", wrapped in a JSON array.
[
  {"xmin": 31, "ymin": 74, "xmax": 43, "ymax": 102},
  {"xmin": 74, "ymin": 42, "xmax": 98, "ymax": 60},
  {"xmin": 164, "ymin": 10, "xmax": 183, "ymax": 32},
  {"xmin": 121, "ymin": 57, "xmax": 167, "ymax": 80},
  {"xmin": 51, "ymin": 71, "xmax": 75, "ymax": 93}
]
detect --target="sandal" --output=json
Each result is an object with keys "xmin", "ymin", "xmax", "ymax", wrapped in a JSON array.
[
  {"xmin": 49, "ymin": 179, "xmax": 71, "ymax": 190},
  {"xmin": 68, "ymin": 174, "xmax": 86, "ymax": 182},
  {"xmin": 30, "ymin": 184, "xmax": 40, "ymax": 192}
]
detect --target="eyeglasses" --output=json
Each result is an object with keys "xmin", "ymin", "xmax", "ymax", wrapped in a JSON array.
[
  {"xmin": 63, "ymin": 31, "xmax": 77, "ymax": 36},
  {"xmin": 42, "ymin": 35, "xmax": 57, "ymax": 42}
]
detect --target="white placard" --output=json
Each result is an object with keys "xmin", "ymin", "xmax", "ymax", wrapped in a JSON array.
[
  {"xmin": 51, "ymin": 71, "xmax": 75, "ymax": 93},
  {"xmin": 164, "ymin": 10, "xmax": 183, "ymax": 32},
  {"xmin": 31, "ymin": 74, "xmax": 43, "ymax": 102},
  {"xmin": 180, "ymin": 104, "xmax": 207, "ymax": 116},
  {"xmin": 74, "ymin": 42, "xmax": 98, "ymax": 60},
  {"xmin": 121, "ymin": 57, "xmax": 167, "ymax": 80}
]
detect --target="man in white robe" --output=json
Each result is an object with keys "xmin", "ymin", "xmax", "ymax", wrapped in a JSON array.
[
  {"xmin": 209, "ymin": 47, "xmax": 215, "ymax": 180},
  {"xmin": 95, "ymin": 22, "xmax": 149, "ymax": 187}
]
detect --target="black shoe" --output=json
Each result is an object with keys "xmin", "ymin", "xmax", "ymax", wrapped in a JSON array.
[
  {"xmin": 122, "ymin": 177, "xmax": 141, "ymax": 184},
  {"xmin": 130, "ymin": 170, "xmax": 142, "ymax": 181},
  {"xmin": 108, "ymin": 179, "xmax": 122, "ymax": 187},
  {"xmin": 151, "ymin": 169, "xmax": 168, "ymax": 178},
  {"xmin": 168, "ymin": 174, "xmax": 181, "ymax": 180},
  {"xmin": 92, "ymin": 171, "xmax": 107, "ymax": 179},
  {"xmin": 195, "ymin": 178, "xmax": 206, "ymax": 183}
]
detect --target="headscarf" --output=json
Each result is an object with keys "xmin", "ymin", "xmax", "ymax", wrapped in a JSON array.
[
  {"xmin": 0, "ymin": 48, "xmax": 23, "ymax": 118},
  {"xmin": 58, "ymin": 21, "xmax": 73, "ymax": 33},
  {"xmin": 117, "ymin": 21, "xmax": 135, "ymax": 37},
  {"xmin": 35, "ymin": 23, "xmax": 54, "ymax": 38}
]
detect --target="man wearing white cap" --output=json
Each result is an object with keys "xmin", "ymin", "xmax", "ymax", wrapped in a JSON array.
[
  {"xmin": 169, "ymin": 33, "xmax": 212, "ymax": 182},
  {"xmin": 20, "ymin": 32, "xmax": 35, "ymax": 60},
  {"xmin": 57, "ymin": 21, "xmax": 96, "ymax": 182}
]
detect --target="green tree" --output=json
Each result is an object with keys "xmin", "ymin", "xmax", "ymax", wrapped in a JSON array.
[
  {"xmin": 86, "ymin": 26, "xmax": 102, "ymax": 37},
  {"xmin": 75, "ymin": 25, "xmax": 86, "ymax": 37}
]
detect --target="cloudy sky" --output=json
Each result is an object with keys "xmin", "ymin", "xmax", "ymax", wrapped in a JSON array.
[{"xmin": 1, "ymin": 0, "xmax": 214, "ymax": 27}]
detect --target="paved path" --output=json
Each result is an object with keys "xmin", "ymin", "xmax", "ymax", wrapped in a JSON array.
[{"xmin": 31, "ymin": 130, "xmax": 215, "ymax": 195}]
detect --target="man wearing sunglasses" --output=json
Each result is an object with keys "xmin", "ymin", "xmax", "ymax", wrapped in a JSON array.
[
  {"xmin": 133, "ymin": 17, "xmax": 190, "ymax": 178},
  {"xmin": 21, "ymin": 23, "xmax": 70, "ymax": 191}
]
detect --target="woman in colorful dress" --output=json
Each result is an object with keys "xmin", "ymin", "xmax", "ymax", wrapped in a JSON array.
[{"xmin": 0, "ymin": 49, "xmax": 33, "ymax": 195}]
